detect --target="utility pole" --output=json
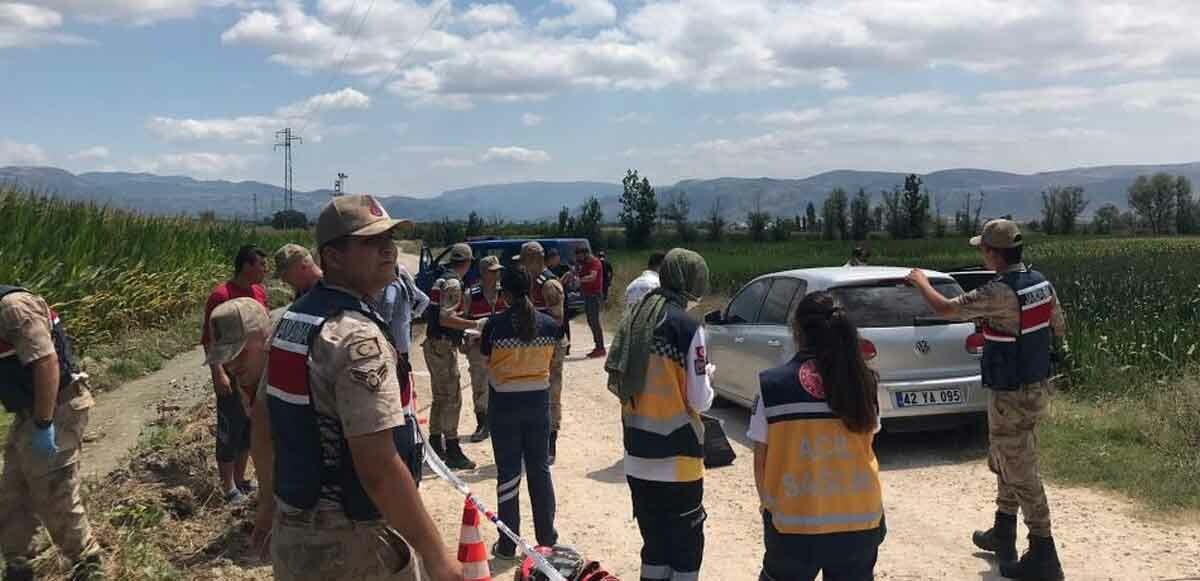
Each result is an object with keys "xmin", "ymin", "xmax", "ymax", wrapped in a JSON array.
[
  {"xmin": 274, "ymin": 128, "xmax": 302, "ymax": 210},
  {"xmin": 334, "ymin": 172, "xmax": 348, "ymax": 196},
  {"xmin": 252, "ymin": 192, "xmax": 258, "ymax": 223}
]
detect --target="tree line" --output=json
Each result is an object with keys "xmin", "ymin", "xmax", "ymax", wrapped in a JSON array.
[{"xmin": 402, "ymin": 169, "xmax": 1199, "ymax": 247}]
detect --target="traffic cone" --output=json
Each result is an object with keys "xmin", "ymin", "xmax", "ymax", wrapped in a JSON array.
[{"xmin": 458, "ymin": 498, "xmax": 492, "ymax": 581}]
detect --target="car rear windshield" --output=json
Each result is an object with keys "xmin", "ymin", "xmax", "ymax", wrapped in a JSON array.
[{"xmin": 830, "ymin": 279, "xmax": 964, "ymax": 328}]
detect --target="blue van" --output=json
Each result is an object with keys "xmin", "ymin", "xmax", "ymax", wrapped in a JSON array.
[{"xmin": 416, "ymin": 237, "xmax": 592, "ymax": 316}]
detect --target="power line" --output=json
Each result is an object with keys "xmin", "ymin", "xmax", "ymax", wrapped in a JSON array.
[
  {"xmin": 294, "ymin": 0, "xmax": 379, "ymax": 136},
  {"xmin": 370, "ymin": 0, "xmax": 451, "ymax": 97}
]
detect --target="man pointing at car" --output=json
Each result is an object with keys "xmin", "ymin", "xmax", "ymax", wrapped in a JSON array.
[{"xmin": 906, "ymin": 219, "xmax": 1067, "ymax": 581}]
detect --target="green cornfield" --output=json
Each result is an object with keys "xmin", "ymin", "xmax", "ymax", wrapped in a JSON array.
[
  {"xmin": 610, "ymin": 236, "xmax": 1200, "ymax": 399},
  {"xmin": 0, "ymin": 188, "xmax": 310, "ymax": 346}
]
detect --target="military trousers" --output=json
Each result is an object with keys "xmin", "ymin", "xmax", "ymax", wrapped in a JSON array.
[
  {"xmin": 0, "ymin": 383, "xmax": 99, "ymax": 565},
  {"xmin": 464, "ymin": 340, "xmax": 489, "ymax": 417},
  {"xmin": 987, "ymin": 380, "xmax": 1053, "ymax": 537},
  {"xmin": 270, "ymin": 506, "xmax": 421, "ymax": 581},
  {"xmin": 423, "ymin": 338, "xmax": 462, "ymax": 439}
]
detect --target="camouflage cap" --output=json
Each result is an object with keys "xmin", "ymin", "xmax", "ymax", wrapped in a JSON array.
[
  {"xmin": 448, "ymin": 243, "xmax": 473, "ymax": 263},
  {"xmin": 273, "ymin": 243, "xmax": 312, "ymax": 278},
  {"xmin": 479, "ymin": 255, "xmax": 502, "ymax": 271},
  {"xmin": 204, "ymin": 298, "xmax": 271, "ymax": 366},
  {"xmin": 315, "ymin": 194, "xmax": 412, "ymax": 247},
  {"xmin": 514, "ymin": 241, "xmax": 545, "ymax": 262},
  {"xmin": 970, "ymin": 219, "xmax": 1023, "ymax": 249}
]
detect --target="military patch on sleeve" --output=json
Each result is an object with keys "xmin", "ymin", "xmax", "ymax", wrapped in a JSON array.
[
  {"xmin": 350, "ymin": 362, "xmax": 390, "ymax": 392},
  {"xmin": 348, "ymin": 337, "xmax": 382, "ymax": 362},
  {"xmin": 694, "ymin": 345, "xmax": 707, "ymax": 375}
]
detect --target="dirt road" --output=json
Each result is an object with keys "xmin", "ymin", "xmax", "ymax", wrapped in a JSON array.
[{"xmin": 72, "ymin": 251, "xmax": 1200, "ymax": 579}]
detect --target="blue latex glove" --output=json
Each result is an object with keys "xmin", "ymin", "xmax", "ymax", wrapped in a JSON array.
[{"xmin": 30, "ymin": 423, "xmax": 58, "ymax": 458}]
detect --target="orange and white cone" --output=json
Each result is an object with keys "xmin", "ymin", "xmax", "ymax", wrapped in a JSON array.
[{"xmin": 458, "ymin": 498, "xmax": 492, "ymax": 581}]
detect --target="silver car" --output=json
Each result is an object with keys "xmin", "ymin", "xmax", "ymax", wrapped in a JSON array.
[{"xmin": 703, "ymin": 266, "xmax": 987, "ymax": 427}]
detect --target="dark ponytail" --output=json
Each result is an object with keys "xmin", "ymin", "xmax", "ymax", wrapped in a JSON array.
[
  {"xmin": 791, "ymin": 291, "xmax": 879, "ymax": 433},
  {"xmin": 502, "ymin": 267, "xmax": 537, "ymax": 342}
]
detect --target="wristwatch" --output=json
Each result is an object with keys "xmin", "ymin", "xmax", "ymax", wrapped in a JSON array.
[{"xmin": 34, "ymin": 418, "xmax": 53, "ymax": 429}]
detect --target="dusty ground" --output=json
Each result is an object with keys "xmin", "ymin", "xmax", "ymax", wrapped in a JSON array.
[{"xmin": 47, "ymin": 252, "xmax": 1200, "ymax": 580}]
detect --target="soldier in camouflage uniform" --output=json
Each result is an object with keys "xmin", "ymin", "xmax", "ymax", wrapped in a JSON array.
[
  {"xmin": 0, "ymin": 287, "xmax": 102, "ymax": 581},
  {"xmin": 423, "ymin": 243, "xmax": 483, "ymax": 470},
  {"xmin": 463, "ymin": 256, "xmax": 507, "ymax": 443},
  {"xmin": 908, "ymin": 219, "xmax": 1067, "ymax": 581},
  {"xmin": 515, "ymin": 242, "xmax": 568, "ymax": 465}
]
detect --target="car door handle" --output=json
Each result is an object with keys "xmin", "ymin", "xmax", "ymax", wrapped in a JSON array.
[
  {"xmin": 767, "ymin": 340, "xmax": 782, "ymax": 347},
  {"xmin": 734, "ymin": 337, "xmax": 746, "ymax": 344}
]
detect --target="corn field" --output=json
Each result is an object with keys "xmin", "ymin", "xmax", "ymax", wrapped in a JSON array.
[
  {"xmin": 0, "ymin": 188, "xmax": 309, "ymax": 345},
  {"xmin": 610, "ymin": 236, "xmax": 1200, "ymax": 398}
]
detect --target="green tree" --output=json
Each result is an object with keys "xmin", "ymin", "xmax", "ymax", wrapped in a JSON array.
[
  {"xmin": 872, "ymin": 206, "xmax": 884, "ymax": 233},
  {"xmin": 805, "ymin": 202, "xmax": 818, "ymax": 233},
  {"xmin": 747, "ymin": 194, "xmax": 771, "ymax": 242},
  {"xmin": 1174, "ymin": 176, "xmax": 1196, "ymax": 234},
  {"xmin": 821, "ymin": 188, "xmax": 849, "ymax": 240},
  {"xmin": 557, "ymin": 206, "xmax": 572, "ymax": 236},
  {"xmin": 619, "ymin": 169, "xmax": 658, "ymax": 248},
  {"xmin": 770, "ymin": 217, "xmax": 791, "ymax": 241},
  {"xmin": 271, "ymin": 209, "xmax": 307, "ymax": 230},
  {"xmin": 1093, "ymin": 204, "xmax": 1121, "ymax": 234},
  {"xmin": 850, "ymin": 188, "xmax": 872, "ymax": 240},
  {"xmin": 706, "ymin": 197, "xmax": 726, "ymax": 242},
  {"xmin": 660, "ymin": 190, "xmax": 696, "ymax": 242},
  {"xmin": 901, "ymin": 174, "xmax": 930, "ymax": 239},
  {"xmin": 465, "ymin": 211, "xmax": 485, "ymax": 238},
  {"xmin": 574, "ymin": 196, "xmax": 604, "ymax": 247},
  {"xmin": 882, "ymin": 187, "xmax": 904, "ymax": 239},
  {"xmin": 1127, "ymin": 173, "xmax": 1176, "ymax": 234}
]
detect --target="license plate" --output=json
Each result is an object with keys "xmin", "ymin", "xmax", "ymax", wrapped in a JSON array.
[{"xmin": 895, "ymin": 388, "xmax": 964, "ymax": 408}]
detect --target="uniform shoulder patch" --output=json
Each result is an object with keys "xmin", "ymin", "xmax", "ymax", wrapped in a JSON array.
[
  {"xmin": 350, "ymin": 362, "xmax": 390, "ymax": 392},
  {"xmin": 348, "ymin": 337, "xmax": 382, "ymax": 362},
  {"xmin": 693, "ymin": 344, "xmax": 707, "ymax": 375}
]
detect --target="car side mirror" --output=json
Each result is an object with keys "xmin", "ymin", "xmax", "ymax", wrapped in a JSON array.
[{"xmin": 704, "ymin": 309, "xmax": 724, "ymax": 325}]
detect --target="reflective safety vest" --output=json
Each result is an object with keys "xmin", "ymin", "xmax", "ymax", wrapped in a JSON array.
[
  {"xmin": 981, "ymin": 268, "xmax": 1053, "ymax": 391},
  {"xmin": 622, "ymin": 305, "xmax": 704, "ymax": 483},
  {"xmin": 758, "ymin": 354, "xmax": 883, "ymax": 536},
  {"xmin": 266, "ymin": 282, "xmax": 409, "ymax": 520},
  {"xmin": 465, "ymin": 284, "xmax": 508, "ymax": 320},
  {"xmin": 424, "ymin": 267, "xmax": 465, "ymax": 344},
  {"xmin": 529, "ymin": 269, "xmax": 558, "ymax": 314},
  {"xmin": 0, "ymin": 286, "xmax": 79, "ymax": 413}
]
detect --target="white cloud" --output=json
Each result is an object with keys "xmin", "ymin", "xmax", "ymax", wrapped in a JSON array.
[
  {"xmin": 521, "ymin": 113, "xmax": 544, "ymax": 127},
  {"xmin": 432, "ymin": 157, "xmax": 476, "ymax": 168},
  {"xmin": 0, "ymin": 138, "xmax": 48, "ymax": 165},
  {"xmin": 537, "ymin": 0, "xmax": 617, "ymax": 30},
  {"xmin": 481, "ymin": 146, "xmax": 551, "ymax": 164},
  {"xmin": 460, "ymin": 3, "xmax": 521, "ymax": 30},
  {"xmin": 0, "ymin": 3, "xmax": 86, "ymax": 48},
  {"xmin": 146, "ymin": 87, "xmax": 370, "ymax": 144},
  {"xmin": 69, "ymin": 145, "xmax": 110, "ymax": 160},
  {"xmin": 36, "ymin": 0, "xmax": 252, "ymax": 25},
  {"xmin": 133, "ymin": 152, "xmax": 260, "ymax": 177}
]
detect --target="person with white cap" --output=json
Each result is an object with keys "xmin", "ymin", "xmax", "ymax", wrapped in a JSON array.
[
  {"xmin": 907, "ymin": 219, "xmax": 1067, "ymax": 581},
  {"xmin": 264, "ymin": 194, "xmax": 462, "ymax": 581}
]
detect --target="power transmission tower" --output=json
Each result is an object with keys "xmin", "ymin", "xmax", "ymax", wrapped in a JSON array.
[
  {"xmin": 274, "ymin": 128, "xmax": 303, "ymax": 210},
  {"xmin": 334, "ymin": 172, "xmax": 348, "ymax": 196}
]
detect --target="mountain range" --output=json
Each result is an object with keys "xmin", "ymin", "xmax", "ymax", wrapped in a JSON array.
[{"xmin": 3, "ymin": 162, "xmax": 1199, "ymax": 223}]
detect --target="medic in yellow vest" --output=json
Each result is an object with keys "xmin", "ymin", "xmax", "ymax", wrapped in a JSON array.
[{"xmin": 749, "ymin": 291, "xmax": 886, "ymax": 581}]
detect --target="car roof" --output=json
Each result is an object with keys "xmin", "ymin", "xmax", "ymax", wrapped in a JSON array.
[{"xmin": 761, "ymin": 266, "xmax": 956, "ymax": 288}]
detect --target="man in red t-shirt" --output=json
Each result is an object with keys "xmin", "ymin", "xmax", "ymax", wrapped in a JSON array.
[
  {"xmin": 201, "ymin": 244, "xmax": 268, "ymax": 504},
  {"xmin": 575, "ymin": 246, "xmax": 606, "ymax": 358}
]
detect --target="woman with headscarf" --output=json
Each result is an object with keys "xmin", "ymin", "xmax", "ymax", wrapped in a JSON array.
[
  {"xmin": 605, "ymin": 248, "xmax": 714, "ymax": 581},
  {"xmin": 481, "ymin": 266, "xmax": 563, "ymax": 561}
]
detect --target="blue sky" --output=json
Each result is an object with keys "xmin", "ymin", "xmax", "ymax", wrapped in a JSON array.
[{"xmin": 3, "ymin": 0, "xmax": 1199, "ymax": 197}]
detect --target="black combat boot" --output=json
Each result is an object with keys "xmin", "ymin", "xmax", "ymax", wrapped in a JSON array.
[
  {"xmin": 444, "ymin": 438, "xmax": 476, "ymax": 470},
  {"xmin": 3, "ymin": 558, "xmax": 33, "ymax": 581},
  {"xmin": 430, "ymin": 434, "xmax": 446, "ymax": 460},
  {"xmin": 999, "ymin": 535, "xmax": 1064, "ymax": 581},
  {"xmin": 69, "ymin": 555, "xmax": 103, "ymax": 581},
  {"xmin": 548, "ymin": 430, "xmax": 558, "ymax": 466},
  {"xmin": 973, "ymin": 511, "xmax": 1018, "ymax": 563},
  {"xmin": 468, "ymin": 412, "xmax": 489, "ymax": 443}
]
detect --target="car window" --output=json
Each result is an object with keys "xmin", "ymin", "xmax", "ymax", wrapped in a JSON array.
[
  {"xmin": 726, "ymin": 278, "xmax": 772, "ymax": 324},
  {"xmin": 830, "ymin": 279, "xmax": 964, "ymax": 328},
  {"xmin": 758, "ymin": 278, "xmax": 804, "ymax": 325}
]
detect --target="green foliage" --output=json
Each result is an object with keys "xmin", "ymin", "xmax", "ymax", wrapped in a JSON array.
[
  {"xmin": 769, "ymin": 217, "xmax": 791, "ymax": 242},
  {"xmin": 705, "ymin": 197, "xmax": 726, "ymax": 242},
  {"xmin": 661, "ymin": 191, "xmax": 696, "ymax": 242},
  {"xmin": 1174, "ymin": 176, "xmax": 1196, "ymax": 235},
  {"xmin": 804, "ymin": 202, "xmax": 818, "ymax": 233},
  {"xmin": 850, "ymin": 188, "xmax": 872, "ymax": 240},
  {"xmin": 465, "ymin": 211, "xmax": 486, "ymax": 238},
  {"xmin": 1127, "ymin": 173, "xmax": 1178, "ymax": 234},
  {"xmin": 902, "ymin": 174, "xmax": 930, "ymax": 239},
  {"xmin": 1092, "ymin": 204, "xmax": 1121, "ymax": 234},
  {"xmin": 575, "ymin": 196, "xmax": 605, "ymax": 247},
  {"xmin": 271, "ymin": 209, "xmax": 307, "ymax": 230},
  {"xmin": 821, "ymin": 188, "xmax": 849, "ymax": 240},
  {"xmin": 1041, "ymin": 186, "xmax": 1089, "ymax": 235},
  {"xmin": 0, "ymin": 188, "xmax": 306, "ymax": 346},
  {"xmin": 619, "ymin": 169, "xmax": 658, "ymax": 248}
]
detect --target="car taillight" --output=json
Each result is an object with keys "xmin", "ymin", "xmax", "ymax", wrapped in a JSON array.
[
  {"xmin": 965, "ymin": 332, "xmax": 985, "ymax": 355},
  {"xmin": 859, "ymin": 338, "xmax": 877, "ymax": 360}
]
